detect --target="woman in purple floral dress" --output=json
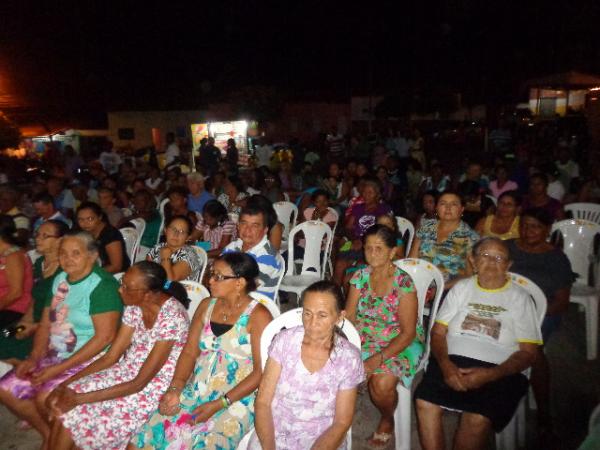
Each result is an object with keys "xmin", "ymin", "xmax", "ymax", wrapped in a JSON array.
[
  {"xmin": 253, "ymin": 280, "xmax": 365, "ymax": 450},
  {"xmin": 346, "ymin": 224, "xmax": 424, "ymax": 448},
  {"xmin": 46, "ymin": 261, "xmax": 189, "ymax": 450}
]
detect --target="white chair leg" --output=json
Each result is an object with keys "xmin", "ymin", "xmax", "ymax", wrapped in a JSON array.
[
  {"xmin": 394, "ymin": 385, "xmax": 411, "ymax": 450},
  {"xmin": 496, "ymin": 412, "xmax": 517, "ymax": 450},
  {"xmin": 585, "ymin": 297, "xmax": 598, "ymax": 360},
  {"xmin": 528, "ymin": 388, "xmax": 537, "ymax": 410}
]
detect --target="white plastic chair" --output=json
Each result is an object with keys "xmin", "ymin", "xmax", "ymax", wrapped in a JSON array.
[
  {"xmin": 486, "ymin": 194, "xmax": 498, "ymax": 207},
  {"xmin": 565, "ymin": 202, "xmax": 600, "ymax": 224},
  {"xmin": 272, "ymin": 253, "xmax": 286, "ymax": 307},
  {"xmin": 113, "ymin": 272, "xmax": 125, "ymax": 282},
  {"xmin": 0, "ymin": 361, "xmax": 13, "ymax": 378},
  {"xmin": 495, "ymin": 273, "xmax": 547, "ymax": 450},
  {"xmin": 236, "ymin": 307, "xmax": 360, "ymax": 450},
  {"xmin": 129, "ymin": 218, "xmax": 147, "ymax": 262},
  {"xmin": 181, "ymin": 280, "xmax": 211, "ymax": 318},
  {"xmin": 249, "ymin": 291, "xmax": 281, "ymax": 319},
  {"xmin": 279, "ymin": 221, "xmax": 332, "ymax": 304},
  {"xmin": 551, "ymin": 219, "xmax": 600, "ymax": 359},
  {"xmin": 395, "ymin": 216, "xmax": 415, "ymax": 256},
  {"xmin": 157, "ymin": 198, "xmax": 170, "ymax": 243},
  {"xmin": 393, "ymin": 258, "xmax": 445, "ymax": 450},
  {"xmin": 273, "ymin": 201, "xmax": 298, "ymax": 245},
  {"xmin": 590, "ymin": 403, "xmax": 600, "ymax": 434},
  {"xmin": 324, "ymin": 207, "xmax": 340, "ymax": 278},
  {"xmin": 27, "ymin": 249, "xmax": 41, "ymax": 265},
  {"xmin": 190, "ymin": 245, "xmax": 208, "ymax": 283},
  {"xmin": 120, "ymin": 228, "xmax": 140, "ymax": 263}
]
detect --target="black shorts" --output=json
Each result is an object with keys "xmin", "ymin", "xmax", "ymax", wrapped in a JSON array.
[{"xmin": 414, "ymin": 355, "xmax": 528, "ymax": 432}]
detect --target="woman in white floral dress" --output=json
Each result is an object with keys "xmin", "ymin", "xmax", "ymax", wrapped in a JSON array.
[
  {"xmin": 135, "ymin": 252, "xmax": 272, "ymax": 450},
  {"xmin": 46, "ymin": 261, "xmax": 190, "ymax": 450}
]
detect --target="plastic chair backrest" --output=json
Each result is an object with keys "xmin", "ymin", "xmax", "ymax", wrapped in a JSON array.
[
  {"xmin": 113, "ymin": 272, "xmax": 125, "ymax": 282},
  {"xmin": 260, "ymin": 307, "xmax": 361, "ymax": 371},
  {"xmin": 129, "ymin": 217, "xmax": 146, "ymax": 248},
  {"xmin": 590, "ymin": 403, "xmax": 600, "ymax": 434},
  {"xmin": 326, "ymin": 207, "xmax": 339, "ymax": 236},
  {"xmin": 181, "ymin": 280, "xmax": 210, "ymax": 318},
  {"xmin": 27, "ymin": 249, "xmax": 41, "ymax": 265},
  {"xmin": 273, "ymin": 201, "xmax": 298, "ymax": 239},
  {"xmin": 286, "ymin": 221, "xmax": 332, "ymax": 278},
  {"xmin": 249, "ymin": 291, "xmax": 281, "ymax": 320},
  {"xmin": 120, "ymin": 227, "xmax": 139, "ymax": 263},
  {"xmin": 157, "ymin": 198, "xmax": 170, "ymax": 243},
  {"xmin": 486, "ymin": 194, "xmax": 498, "ymax": 207},
  {"xmin": 565, "ymin": 202, "xmax": 600, "ymax": 225},
  {"xmin": 551, "ymin": 219, "xmax": 600, "ymax": 285},
  {"xmin": 509, "ymin": 272, "xmax": 547, "ymax": 326},
  {"xmin": 396, "ymin": 258, "xmax": 445, "ymax": 368},
  {"xmin": 190, "ymin": 245, "xmax": 208, "ymax": 283},
  {"xmin": 273, "ymin": 253, "xmax": 286, "ymax": 305},
  {"xmin": 395, "ymin": 216, "xmax": 415, "ymax": 256}
]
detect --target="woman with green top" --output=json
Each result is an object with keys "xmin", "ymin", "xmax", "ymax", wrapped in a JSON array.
[
  {"xmin": 0, "ymin": 230, "xmax": 123, "ymax": 448},
  {"xmin": 0, "ymin": 220, "xmax": 69, "ymax": 363}
]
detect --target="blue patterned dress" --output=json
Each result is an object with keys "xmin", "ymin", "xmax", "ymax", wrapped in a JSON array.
[
  {"xmin": 135, "ymin": 298, "xmax": 258, "ymax": 449},
  {"xmin": 416, "ymin": 219, "xmax": 479, "ymax": 282}
]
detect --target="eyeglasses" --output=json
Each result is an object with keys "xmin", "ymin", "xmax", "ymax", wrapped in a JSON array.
[
  {"xmin": 34, "ymin": 233, "xmax": 59, "ymax": 240},
  {"xmin": 476, "ymin": 252, "xmax": 509, "ymax": 264},
  {"xmin": 208, "ymin": 271, "xmax": 239, "ymax": 282},
  {"xmin": 167, "ymin": 226, "xmax": 188, "ymax": 236}
]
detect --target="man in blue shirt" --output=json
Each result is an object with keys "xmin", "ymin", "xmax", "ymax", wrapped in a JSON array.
[{"xmin": 187, "ymin": 172, "xmax": 215, "ymax": 214}]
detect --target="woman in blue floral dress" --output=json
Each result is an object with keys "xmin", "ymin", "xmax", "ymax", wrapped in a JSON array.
[
  {"xmin": 135, "ymin": 252, "xmax": 272, "ymax": 449},
  {"xmin": 346, "ymin": 224, "xmax": 424, "ymax": 448},
  {"xmin": 409, "ymin": 191, "xmax": 479, "ymax": 290}
]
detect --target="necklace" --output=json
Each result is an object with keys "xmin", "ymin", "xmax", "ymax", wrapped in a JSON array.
[{"xmin": 221, "ymin": 297, "xmax": 242, "ymax": 322}]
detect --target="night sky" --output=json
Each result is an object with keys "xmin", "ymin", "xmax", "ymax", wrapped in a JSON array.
[{"xmin": 2, "ymin": 0, "xmax": 600, "ymax": 114}]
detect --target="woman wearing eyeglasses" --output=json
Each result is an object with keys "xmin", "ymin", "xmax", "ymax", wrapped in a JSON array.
[
  {"xmin": 135, "ymin": 252, "xmax": 272, "ymax": 450},
  {"xmin": 45, "ymin": 261, "xmax": 189, "ymax": 450},
  {"xmin": 147, "ymin": 215, "xmax": 201, "ymax": 282},
  {"xmin": 0, "ymin": 220, "xmax": 68, "ymax": 363},
  {"xmin": 415, "ymin": 237, "xmax": 542, "ymax": 450},
  {"xmin": 76, "ymin": 201, "xmax": 130, "ymax": 274},
  {"xmin": 0, "ymin": 230, "xmax": 122, "ymax": 449}
]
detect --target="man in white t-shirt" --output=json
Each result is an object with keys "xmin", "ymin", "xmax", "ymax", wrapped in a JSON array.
[
  {"xmin": 99, "ymin": 142, "xmax": 122, "ymax": 175},
  {"xmin": 165, "ymin": 132, "xmax": 180, "ymax": 166},
  {"xmin": 254, "ymin": 139, "xmax": 274, "ymax": 168}
]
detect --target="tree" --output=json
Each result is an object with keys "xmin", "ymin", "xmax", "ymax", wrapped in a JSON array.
[{"xmin": 0, "ymin": 112, "xmax": 20, "ymax": 149}]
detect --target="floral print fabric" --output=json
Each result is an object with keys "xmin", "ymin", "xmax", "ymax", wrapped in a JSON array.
[
  {"xmin": 135, "ymin": 297, "xmax": 258, "ymax": 450},
  {"xmin": 60, "ymin": 299, "xmax": 189, "ymax": 450},
  {"xmin": 349, "ymin": 266, "xmax": 424, "ymax": 388},
  {"xmin": 416, "ymin": 219, "xmax": 479, "ymax": 282},
  {"xmin": 248, "ymin": 326, "xmax": 364, "ymax": 450}
]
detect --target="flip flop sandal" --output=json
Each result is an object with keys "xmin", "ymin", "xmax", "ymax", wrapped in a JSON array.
[{"xmin": 366, "ymin": 431, "xmax": 393, "ymax": 449}]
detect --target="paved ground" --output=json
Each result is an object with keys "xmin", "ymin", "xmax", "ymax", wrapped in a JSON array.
[{"xmin": 0, "ymin": 303, "xmax": 598, "ymax": 449}]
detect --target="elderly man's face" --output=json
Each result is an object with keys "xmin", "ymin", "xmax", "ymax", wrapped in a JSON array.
[
  {"xmin": 187, "ymin": 179, "xmax": 204, "ymax": 196},
  {"xmin": 238, "ymin": 213, "xmax": 268, "ymax": 249}
]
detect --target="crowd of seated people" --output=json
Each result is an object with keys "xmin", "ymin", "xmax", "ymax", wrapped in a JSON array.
[{"xmin": 0, "ymin": 127, "xmax": 594, "ymax": 449}]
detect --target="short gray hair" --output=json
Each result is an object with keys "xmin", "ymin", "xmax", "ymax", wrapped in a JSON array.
[
  {"xmin": 187, "ymin": 172, "xmax": 205, "ymax": 183},
  {"xmin": 62, "ymin": 230, "xmax": 99, "ymax": 254},
  {"xmin": 472, "ymin": 236, "xmax": 509, "ymax": 257}
]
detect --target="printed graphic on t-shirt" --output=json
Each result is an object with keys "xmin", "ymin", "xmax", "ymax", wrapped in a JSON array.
[
  {"xmin": 48, "ymin": 282, "xmax": 77, "ymax": 356},
  {"xmin": 460, "ymin": 313, "xmax": 501, "ymax": 340}
]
